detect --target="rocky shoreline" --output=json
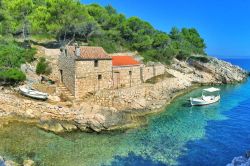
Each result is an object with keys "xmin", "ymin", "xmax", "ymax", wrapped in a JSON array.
[{"xmin": 0, "ymin": 57, "xmax": 248, "ymax": 133}]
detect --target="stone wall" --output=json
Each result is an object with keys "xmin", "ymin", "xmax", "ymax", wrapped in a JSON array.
[
  {"xmin": 44, "ymin": 48, "xmax": 61, "ymax": 57},
  {"xmin": 75, "ymin": 60, "xmax": 113, "ymax": 98},
  {"xmin": 154, "ymin": 64, "xmax": 165, "ymax": 76},
  {"xmin": 141, "ymin": 64, "xmax": 166, "ymax": 82},
  {"xmin": 58, "ymin": 50, "xmax": 76, "ymax": 95},
  {"xmin": 112, "ymin": 66, "xmax": 142, "ymax": 89},
  {"xmin": 142, "ymin": 66, "xmax": 154, "ymax": 82},
  {"xmin": 92, "ymin": 85, "xmax": 149, "ymax": 108},
  {"xmin": 75, "ymin": 60, "xmax": 112, "ymax": 76},
  {"xmin": 44, "ymin": 48, "xmax": 61, "ymax": 81}
]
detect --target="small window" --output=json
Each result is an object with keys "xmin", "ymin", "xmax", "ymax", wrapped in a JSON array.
[
  {"xmin": 129, "ymin": 71, "xmax": 132, "ymax": 75},
  {"xmin": 94, "ymin": 60, "xmax": 99, "ymax": 67},
  {"xmin": 98, "ymin": 74, "xmax": 102, "ymax": 80}
]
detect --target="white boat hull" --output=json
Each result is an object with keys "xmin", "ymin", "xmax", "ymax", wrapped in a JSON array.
[
  {"xmin": 190, "ymin": 95, "xmax": 220, "ymax": 106},
  {"xmin": 19, "ymin": 86, "xmax": 48, "ymax": 100}
]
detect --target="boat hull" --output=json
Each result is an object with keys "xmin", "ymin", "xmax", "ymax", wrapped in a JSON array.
[
  {"xmin": 19, "ymin": 87, "xmax": 48, "ymax": 100},
  {"xmin": 190, "ymin": 96, "xmax": 220, "ymax": 106}
]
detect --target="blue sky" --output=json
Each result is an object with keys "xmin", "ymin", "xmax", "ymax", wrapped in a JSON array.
[{"xmin": 82, "ymin": 0, "xmax": 250, "ymax": 59}]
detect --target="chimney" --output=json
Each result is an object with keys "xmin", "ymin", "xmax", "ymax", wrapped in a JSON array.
[{"xmin": 75, "ymin": 46, "xmax": 80, "ymax": 57}]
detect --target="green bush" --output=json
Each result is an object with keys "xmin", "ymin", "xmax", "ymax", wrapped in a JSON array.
[
  {"xmin": 36, "ymin": 57, "xmax": 52, "ymax": 75},
  {"xmin": 0, "ymin": 40, "xmax": 36, "ymax": 68},
  {"xmin": 176, "ymin": 50, "xmax": 191, "ymax": 61},
  {"xmin": 0, "ymin": 68, "xmax": 26, "ymax": 85},
  {"xmin": 190, "ymin": 56, "xmax": 210, "ymax": 63}
]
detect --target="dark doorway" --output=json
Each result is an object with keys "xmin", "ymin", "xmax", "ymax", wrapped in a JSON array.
[
  {"xmin": 114, "ymin": 72, "xmax": 120, "ymax": 89},
  {"xmin": 94, "ymin": 60, "xmax": 99, "ymax": 67},
  {"xmin": 60, "ymin": 70, "xmax": 63, "ymax": 82},
  {"xmin": 97, "ymin": 74, "xmax": 102, "ymax": 90},
  {"xmin": 129, "ymin": 71, "xmax": 132, "ymax": 87}
]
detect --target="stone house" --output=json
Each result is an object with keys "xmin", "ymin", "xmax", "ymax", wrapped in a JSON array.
[
  {"xmin": 58, "ymin": 46, "xmax": 165, "ymax": 99},
  {"xmin": 58, "ymin": 46, "xmax": 113, "ymax": 98}
]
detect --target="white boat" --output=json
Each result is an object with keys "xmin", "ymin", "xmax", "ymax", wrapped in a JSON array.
[
  {"xmin": 190, "ymin": 87, "xmax": 220, "ymax": 106},
  {"xmin": 19, "ymin": 86, "xmax": 48, "ymax": 100}
]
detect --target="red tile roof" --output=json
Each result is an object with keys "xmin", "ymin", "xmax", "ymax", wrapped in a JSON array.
[
  {"xmin": 67, "ymin": 46, "xmax": 111, "ymax": 59},
  {"xmin": 112, "ymin": 56, "xmax": 141, "ymax": 67}
]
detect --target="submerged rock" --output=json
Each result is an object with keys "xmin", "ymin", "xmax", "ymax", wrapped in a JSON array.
[
  {"xmin": 3, "ymin": 160, "xmax": 19, "ymax": 166},
  {"xmin": 61, "ymin": 123, "xmax": 77, "ymax": 132},
  {"xmin": 38, "ymin": 122, "xmax": 65, "ymax": 133},
  {"xmin": 0, "ymin": 156, "xmax": 5, "ymax": 166},
  {"xmin": 227, "ymin": 155, "xmax": 250, "ymax": 166},
  {"xmin": 23, "ymin": 160, "xmax": 35, "ymax": 166},
  {"xmin": 227, "ymin": 156, "xmax": 249, "ymax": 166},
  {"xmin": 0, "ymin": 156, "xmax": 35, "ymax": 166}
]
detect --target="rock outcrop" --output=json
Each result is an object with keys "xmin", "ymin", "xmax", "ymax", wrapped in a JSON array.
[{"xmin": 189, "ymin": 57, "xmax": 247, "ymax": 83}]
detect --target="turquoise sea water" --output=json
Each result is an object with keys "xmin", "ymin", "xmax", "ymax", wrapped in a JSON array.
[{"xmin": 0, "ymin": 59, "xmax": 249, "ymax": 166}]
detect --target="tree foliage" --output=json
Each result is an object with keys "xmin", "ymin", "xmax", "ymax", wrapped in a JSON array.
[{"xmin": 0, "ymin": 0, "xmax": 207, "ymax": 64}]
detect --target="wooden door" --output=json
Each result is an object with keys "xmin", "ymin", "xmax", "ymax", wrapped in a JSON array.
[{"xmin": 113, "ymin": 72, "xmax": 120, "ymax": 89}]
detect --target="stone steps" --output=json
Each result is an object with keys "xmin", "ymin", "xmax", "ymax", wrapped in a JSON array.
[{"xmin": 57, "ymin": 84, "xmax": 75, "ymax": 100}]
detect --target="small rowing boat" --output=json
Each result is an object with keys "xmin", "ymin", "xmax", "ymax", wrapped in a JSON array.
[{"xmin": 19, "ymin": 86, "xmax": 48, "ymax": 100}]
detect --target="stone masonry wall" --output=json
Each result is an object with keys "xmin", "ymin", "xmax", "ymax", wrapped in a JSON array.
[
  {"xmin": 141, "ymin": 64, "xmax": 166, "ymax": 82},
  {"xmin": 142, "ymin": 66, "xmax": 154, "ymax": 82},
  {"xmin": 154, "ymin": 64, "xmax": 165, "ymax": 76},
  {"xmin": 58, "ymin": 50, "xmax": 76, "ymax": 95},
  {"xmin": 112, "ymin": 66, "xmax": 142, "ymax": 89},
  {"xmin": 92, "ymin": 85, "xmax": 149, "ymax": 108},
  {"xmin": 75, "ymin": 60, "xmax": 113, "ymax": 98}
]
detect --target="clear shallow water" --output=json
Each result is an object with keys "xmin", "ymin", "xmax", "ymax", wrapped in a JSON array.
[{"xmin": 0, "ymin": 59, "xmax": 249, "ymax": 166}]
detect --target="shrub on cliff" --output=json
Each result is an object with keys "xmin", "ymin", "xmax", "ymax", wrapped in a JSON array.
[
  {"xmin": 0, "ymin": 40, "xmax": 36, "ymax": 69},
  {"xmin": 36, "ymin": 57, "xmax": 52, "ymax": 75},
  {"xmin": 190, "ymin": 56, "xmax": 210, "ymax": 63},
  {"xmin": 0, "ymin": 39, "xmax": 36, "ymax": 85},
  {"xmin": 0, "ymin": 68, "xmax": 26, "ymax": 85}
]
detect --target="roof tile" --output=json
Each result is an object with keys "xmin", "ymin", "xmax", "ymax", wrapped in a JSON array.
[
  {"xmin": 67, "ymin": 46, "xmax": 111, "ymax": 59},
  {"xmin": 112, "ymin": 56, "xmax": 141, "ymax": 66}
]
